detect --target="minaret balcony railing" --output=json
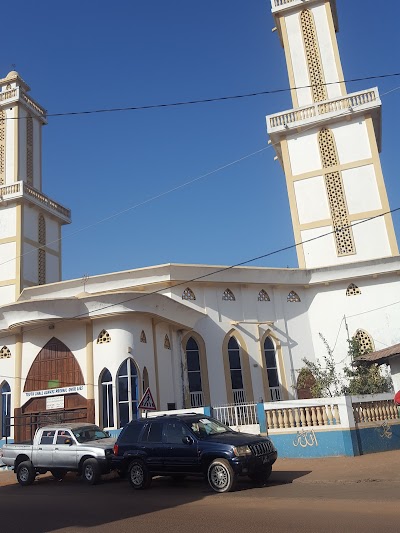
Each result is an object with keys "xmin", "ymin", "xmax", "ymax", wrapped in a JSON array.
[
  {"xmin": 268, "ymin": 88, "xmax": 380, "ymax": 132},
  {"xmin": 0, "ymin": 181, "xmax": 71, "ymax": 223},
  {"xmin": 271, "ymin": 0, "xmax": 335, "ymax": 12},
  {"xmin": 0, "ymin": 86, "xmax": 46, "ymax": 121}
]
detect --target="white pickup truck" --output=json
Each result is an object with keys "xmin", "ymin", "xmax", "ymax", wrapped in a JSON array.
[{"xmin": 0, "ymin": 423, "xmax": 116, "ymax": 486}]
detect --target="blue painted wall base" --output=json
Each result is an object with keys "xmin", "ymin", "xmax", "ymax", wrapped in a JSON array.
[{"xmin": 268, "ymin": 422, "xmax": 400, "ymax": 458}]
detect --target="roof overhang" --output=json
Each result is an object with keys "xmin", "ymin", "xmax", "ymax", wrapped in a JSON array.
[{"xmin": 0, "ymin": 291, "xmax": 206, "ymax": 335}]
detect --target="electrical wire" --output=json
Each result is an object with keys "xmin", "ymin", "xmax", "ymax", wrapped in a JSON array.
[
  {"xmin": 1, "ymin": 207, "xmax": 400, "ymax": 388},
  {"xmin": 3, "ymin": 71, "xmax": 400, "ymax": 120},
  {"xmin": 3, "ymin": 85, "xmax": 399, "ymax": 270}
]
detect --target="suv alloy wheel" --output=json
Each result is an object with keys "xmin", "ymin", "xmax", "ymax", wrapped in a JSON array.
[{"xmin": 207, "ymin": 459, "xmax": 237, "ymax": 493}]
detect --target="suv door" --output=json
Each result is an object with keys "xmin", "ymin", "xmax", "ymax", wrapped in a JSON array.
[
  {"xmin": 163, "ymin": 421, "xmax": 201, "ymax": 474},
  {"xmin": 139, "ymin": 421, "xmax": 165, "ymax": 473}
]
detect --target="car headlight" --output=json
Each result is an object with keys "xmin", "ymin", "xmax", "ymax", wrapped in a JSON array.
[{"xmin": 233, "ymin": 445, "xmax": 252, "ymax": 457}]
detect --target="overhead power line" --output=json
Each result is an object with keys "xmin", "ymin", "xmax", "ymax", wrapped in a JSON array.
[
  {"xmin": 1, "ymin": 206, "xmax": 400, "ymax": 387},
  {"xmin": 0, "ymin": 203, "xmax": 399, "ymax": 344},
  {"xmin": 4, "ymin": 71, "xmax": 400, "ymax": 120}
]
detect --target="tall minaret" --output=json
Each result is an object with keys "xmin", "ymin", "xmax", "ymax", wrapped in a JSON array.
[
  {"xmin": 0, "ymin": 71, "xmax": 71, "ymax": 306},
  {"xmin": 267, "ymin": 0, "xmax": 398, "ymax": 269}
]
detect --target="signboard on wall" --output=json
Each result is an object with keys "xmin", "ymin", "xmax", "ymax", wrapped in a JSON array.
[
  {"xmin": 46, "ymin": 396, "xmax": 65, "ymax": 410},
  {"xmin": 22, "ymin": 385, "xmax": 87, "ymax": 406}
]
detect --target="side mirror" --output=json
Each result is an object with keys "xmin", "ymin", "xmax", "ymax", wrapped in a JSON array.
[
  {"xmin": 64, "ymin": 438, "xmax": 73, "ymax": 446},
  {"xmin": 182, "ymin": 436, "xmax": 194, "ymax": 445}
]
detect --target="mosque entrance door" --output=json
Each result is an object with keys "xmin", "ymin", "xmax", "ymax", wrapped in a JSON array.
[{"xmin": 14, "ymin": 338, "xmax": 94, "ymax": 443}]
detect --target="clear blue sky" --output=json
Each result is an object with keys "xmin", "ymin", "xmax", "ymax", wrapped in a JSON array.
[{"xmin": 2, "ymin": 0, "xmax": 400, "ymax": 280}]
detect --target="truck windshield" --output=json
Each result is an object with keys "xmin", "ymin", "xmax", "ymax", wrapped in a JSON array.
[
  {"xmin": 184, "ymin": 417, "xmax": 232, "ymax": 439},
  {"xmin": 72, "ymin": 427, "xmax": 109, "ymax": 443}
]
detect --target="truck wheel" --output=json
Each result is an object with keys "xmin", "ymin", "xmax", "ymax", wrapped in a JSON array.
[
  {"xmin": 249, "ymin": 465, "xmax": 272, "ymax": 485},
  {"xmin": 128, "ymin": 459, "xmax": 151, "ymax": 490},
  {"xmin": 51, "ymin": 469, "xmax": 66, "ymax": 481},
  {"xmin": 207, "ymin": 459, "xmax": 237, "ymax": 493},
  {"xmin": 82, "ymin": 458, "xmax": 100, "ymax": 485},
  {"xmin": 16, "ymin": 461, "xmax": 36, "ymax": 486}
]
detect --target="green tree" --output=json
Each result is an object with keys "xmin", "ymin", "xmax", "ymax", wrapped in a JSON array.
[
  {"xmin": 342, "ymin": 338, "xmax": 393, "ymax": 395},
  {"xmin": 296, "ymin": 334, "xmax": 343, "ymax": 398}
]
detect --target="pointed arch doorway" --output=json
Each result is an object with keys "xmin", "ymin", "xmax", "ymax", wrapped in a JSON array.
[{"xmin": 15, "ymin": 338, "xmax": 93, "ymax": 442}]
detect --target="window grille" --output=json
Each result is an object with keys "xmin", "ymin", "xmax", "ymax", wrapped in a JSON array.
[
  {"xmin": 222, "ymin": 289, "xmax": 236, "ymax": 301},
  {"xmin": 97, "ymin": 329, "xmax": 111, "ymax": 344},
  {"xmin": 182, "ymin": 287, "xmax": 196, "ymax": 301}
]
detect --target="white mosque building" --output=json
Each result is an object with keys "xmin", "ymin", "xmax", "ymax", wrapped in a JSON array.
[{"xmin": 1, "ymin": 0, "xmax": 399, "ymax": 441}]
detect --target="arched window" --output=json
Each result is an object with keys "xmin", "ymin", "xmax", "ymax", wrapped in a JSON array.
[
  {"xmin": 142, "ymin": 367, "xmax": 149, "ymax": 392},
  {"xmin": 346, "ymin": 283, "xmax": 361, "ymax": 296},
  {"xmin": 0, "ymin": 346, "xmax": 11, "ymax": 359},
  {"xmin": 228, "ymin": 337, "xmax": 245, "ymax": 404},
  {"xmin": 263, "ymin": 338, "xmax": 281, "ymax": 401},
  {"xmin": 1, "ymin": 381, "xmax": 11, "ymax": 437},
  {"xmin": 182, "ymin": 288, "xmax": 196, "ymax": 301},
  {"xmin": 118, "ymin": 359, "xmax": 138, "ymax": 428},
  {"xmin": 186, "ymin": 337, "xmax": 203, "ymax": 407},
  {"xmin": 164, "ymin": 335, "xmax": 171, "ymax": 350},
  {"xmin": 258, "ymin": 289, "xmax": 270, "ymax": 302},
  {"xmin": 354, "ymin": 330, "xmax": 375, "ymax": 355},
  {"xmin": 287, "ymin": 291, "xmax": 301, "ymax": 303},
  {"xmin": 100, "ymin": 369, "xmax": 114, "ymax": 429},
  {"xmin": 97, "ymin": 329, "xmax": 111, "ymax": 344},
  {"xmin": 223, "ymin": 289, "xmax": 236, "ymax": 301}
]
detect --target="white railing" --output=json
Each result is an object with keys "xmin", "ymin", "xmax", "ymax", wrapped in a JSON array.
[
  {"xmin": 21, "ymin": 92, "xmax": 46, "ymax": 116},
  {"xmin": 272, "ymin": 0, "xmax": 297, "ymax": 7},
  {"xmin": 24, "ymin": 184, "xmax": 71, "ymax": 218},
  {"xmin": 351, "ymin": 394, "xmax": 399, "ymax": 424},
  {"xmin": 0, "ymin": 88, "xmax": 17, "ymax": 102},
  {"xmin": 0, "ymin": 181, "xmax": 71, "ymax": 221},
  {"xmin": 270, "ymin": 387, "xmax": 281, "ymax": 401},
  {"xmin": 233, "ymin": 389, "xmax": 246, "ymax": 405},
  {"xmin": 268, "ymin": 88, "xmax": 379, "ymax": 131},
  {"xmin": 0, "ymin": 183, "xmax": 21, "ymax": 196},
  {"xmin": 265, "ymin": 397, "xmax": 345, "ymax": 431},
  {"xmin": 213, "ymin": 403, "xmax": 258, "ymax": 427},
  {"xmin": 190, "ymin": 391, "xmax": 204, "ymax": 408}
]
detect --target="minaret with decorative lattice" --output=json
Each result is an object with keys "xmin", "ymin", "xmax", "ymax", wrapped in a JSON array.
[
  {"xmin": 0, "ymin": 71, "xmax": 71, "ymax": 306},
  {"xmin": 267, "ymin": 0, "xmax": 398, "ymax": 269}
]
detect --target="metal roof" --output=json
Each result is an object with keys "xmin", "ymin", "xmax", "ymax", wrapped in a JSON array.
[{"xmin": 355, "ymin": 343, "xmax": 400, "ymax": 365}]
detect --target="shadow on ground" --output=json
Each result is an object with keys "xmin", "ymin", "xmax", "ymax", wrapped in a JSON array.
[{"xmin": 0, "ymin": 469, "xmax": 312, "ymax": 532}]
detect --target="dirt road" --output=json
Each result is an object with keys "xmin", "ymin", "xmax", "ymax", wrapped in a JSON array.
[{"xmin": 1, "ymin": 452, "xmax": 399, "ymax": 533}]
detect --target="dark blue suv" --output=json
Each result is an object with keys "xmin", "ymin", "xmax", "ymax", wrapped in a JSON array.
[{"xmin": 113, "ymin": 414, "xmax": 277, "ymax": 493}]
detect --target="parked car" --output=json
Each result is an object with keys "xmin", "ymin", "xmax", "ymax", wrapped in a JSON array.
[
  {"xmin": 112, "ymin": 413, "xmax": 277, "ymax": 493},
  {"xmin": 0, "ymin": 423, "xmax": 116, "ymax": 486}
]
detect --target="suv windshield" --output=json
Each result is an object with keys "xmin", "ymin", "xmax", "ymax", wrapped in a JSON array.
[
  {"xmin": 72, "ymin": 426, "xmax": 109, "ymax": 443},
  {"xmin": 184, "ymin": 417, "xmax": 231, "ymax": 439}
]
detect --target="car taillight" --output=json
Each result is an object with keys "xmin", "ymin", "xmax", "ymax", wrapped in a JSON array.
[{"xmin": 113, "ymin": 444, "xmax": 119, "ymax": 455}]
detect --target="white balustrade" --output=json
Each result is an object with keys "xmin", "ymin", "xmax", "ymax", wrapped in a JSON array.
[
  {"xmin": 351, "ymin": 394, "xmax": 399, "ymax": 424},
  {"xmin": 233, "ymin": 389, "xmax": 246, "ymax": 405},
  {"xmin": 190, "ymin": 391, "xmax": 204, "ymax": 408},
  {"xmin": 0, "ymin": 181, "xmax": 71, "ymax": 220},
  {"xmin": 265, "ymin": 397, "xmax": 347, "ymax": 431},
  {"xmin": 270, "ymin": 387, "xmax": 281, "ymax": 401},
  {"xmin": 268, "ymin": 88, "xmax": 380, "ymax": 132}
]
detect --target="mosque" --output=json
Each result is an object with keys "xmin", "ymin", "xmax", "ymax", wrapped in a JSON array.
[{"xmin": 1, "ymin": 0, "xmax": 399, "ymax": 441}]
